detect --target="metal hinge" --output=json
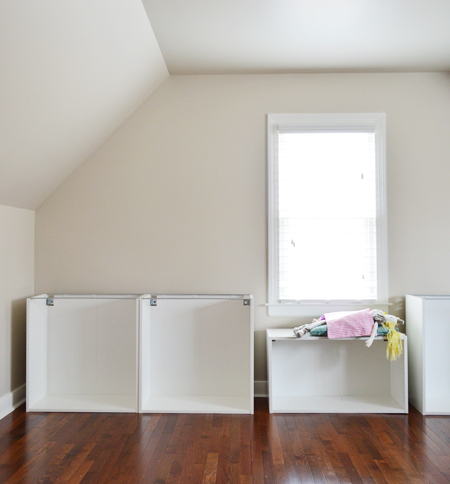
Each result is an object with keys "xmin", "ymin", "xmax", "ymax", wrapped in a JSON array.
[
  {"xmin": 150, "ymin": 298, "xmax": 157, "ymax": 306},
  {"xmin": 46, "ymin": 297, "xmax": 54, "ymax": 306},
  {"xmin": 243, "ymin": 299, "xmax": 251, "ymax": 306}
]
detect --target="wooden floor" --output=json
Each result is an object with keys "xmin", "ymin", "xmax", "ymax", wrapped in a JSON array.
[{"xmin": 1, "ymin": 399, "xmax": 450, "ymax": 483}]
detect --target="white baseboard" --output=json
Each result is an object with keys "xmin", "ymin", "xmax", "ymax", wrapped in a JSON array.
[
  {"xmin": 254, "ymin": 380, "xmax": 268, "ymax": 397},
  {"xmin": 0, "ymin": 384, "xmax": 26, "ymax": 421}
]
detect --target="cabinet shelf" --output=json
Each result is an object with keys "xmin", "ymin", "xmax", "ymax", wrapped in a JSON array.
[
  {"xmin": 142, "ymin": 396, "xmax": 252, "ymax": 414},
  {"xmin": 28, "ymin": 394, "xmax": 136, "ymax": 413}
]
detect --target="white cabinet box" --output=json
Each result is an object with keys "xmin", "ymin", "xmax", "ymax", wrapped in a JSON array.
[
  {"xmin": 406, "ymin": 295, "xmax": 450, "ymax": 415},
  {"xmin": 139, "ymin": 295, "xmax": 254, "ymax": 414},
  {"xmin": 27, "ymin": 295, "xmax": 139, "ymax": 413},
  {"xmin": 267, "ymin": 329, "xmax": 408, "ymax": 414}
]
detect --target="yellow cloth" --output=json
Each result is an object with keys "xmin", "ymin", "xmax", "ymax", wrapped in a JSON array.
[{"xmin": 383, "ymin": 321, "xmax": 403, "ymax": 361}]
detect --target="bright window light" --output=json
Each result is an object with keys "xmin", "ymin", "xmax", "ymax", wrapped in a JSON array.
[
  {"xmin": 267, "ymin": 114, "xmax": 388, "ymax": 316},
  {"xmin": 278, "ymin": 131, "xmax": 376, "ymax": 301}
]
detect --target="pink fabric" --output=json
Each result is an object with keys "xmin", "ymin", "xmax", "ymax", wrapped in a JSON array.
[{"xmin": 325, "ymin": 309, "xmax": 374, "ymax": 339}]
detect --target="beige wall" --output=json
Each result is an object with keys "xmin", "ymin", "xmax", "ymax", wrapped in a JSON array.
[
  {"xmin": 0, "ymin": 205, "xmax": 34, "ymax": 398},
  {"xmin": 0, "ymin": 0, "xmax": 168, "ymax": 210},
  {"xmin": 35, "ymin": 72, "xmax": 450, "ymax": 381}
]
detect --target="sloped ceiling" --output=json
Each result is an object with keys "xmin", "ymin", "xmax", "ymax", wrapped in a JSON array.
[
  {"xmin": 0, "ymin": 0, "xmax": 168, "ymax": 209},
  {"xmin": 143, "ymin": 0, "xmax": 450, "ymax": 74},
  {"xmin": 3, "ymin": 1, "xmax": 450, "ymax": 209}
]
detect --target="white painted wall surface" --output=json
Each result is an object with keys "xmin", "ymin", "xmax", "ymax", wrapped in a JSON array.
[
  {"xmin": 35, "ymin": 72, "xmax": 450, "ymax": 380},
  {"xmin": 0, "ymin": 0, "xmax": 168, "ymax": 209},
  {"xmin": 0, "ymin": 205, "xmax": 34, "ymax": 399}
]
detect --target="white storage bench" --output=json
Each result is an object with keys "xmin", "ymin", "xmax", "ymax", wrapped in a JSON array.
[
  {"xmin": 267, "ymin": 329, "xmax": 408, "ymax": 414},
  {"xmin": 27, "ymin": 294, "xmax": 139, "ymax": 413},
  {"xmin": 406, "ymin": 295, "xmax": 450, "ymax": 415},
  {"xmin": 139, "ymin": 295, "xmax": 254, "ymax": 414}
]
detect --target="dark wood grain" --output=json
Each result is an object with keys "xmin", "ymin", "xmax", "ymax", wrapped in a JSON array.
[{"xmin": 0, "ymin": 400, "xmax": 449, "ymax": 483}]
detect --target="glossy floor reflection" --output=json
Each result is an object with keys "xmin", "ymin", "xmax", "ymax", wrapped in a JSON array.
[{"xmin": 0, "ymin": 398, "xmax": 449, "ymax": 483}]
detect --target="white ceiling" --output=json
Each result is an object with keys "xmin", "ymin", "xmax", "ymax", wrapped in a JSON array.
[
  {"xmin": 143, "ymin": 0, "xmax": 450, "ymax": 74},
  {"xmin": 0, "ymin": 0, "xmax": 168, "ymax": 209}
]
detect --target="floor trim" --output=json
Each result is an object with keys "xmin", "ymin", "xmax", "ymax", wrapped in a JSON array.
[{"xmin": 0, "ymin": 384, "xmax": 26, "ymax": 421}]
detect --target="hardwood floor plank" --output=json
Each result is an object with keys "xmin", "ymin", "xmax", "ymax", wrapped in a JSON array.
[
  {"xmin": 268, "ymin": 415, "xmax": 285, "ymax": 466},
  {"xmin": 216, "ymin": 424, "xmax": 232, "ymax": 484},
  {"xmin": 339, "ymin": 452, "xmax": 364, "ymax": 484},
  {"xmin": 166, "ymin": 414, "xmax": 188, "ymax": 455},
  {"xmin": 202, "ymin": 453, "xmax": 219, "ymax": 484},
  {"xmin": 66, "ymin": 459, "xmax": 94, "ymax": 484},
  {"xmin": 50, "ymin": 442, "xmax": 95, "ymax": 484},
  {"xmin": 251, "ymin": 437, "xmax": 265, "ymax": 484},
  {"xmin": 140, "ymin": 415, "xmax": 180, "ymax": 483},
  {"xmin": 360, "ymin": 455, "xmax": 390, "ymax": 484},
  {"xmin": 153, "ymin": 453, "xmax": 175, "ymax": 483},
  {"xmin": 166, "ymin": 415, "xmax": 206, "ymax": 484}
]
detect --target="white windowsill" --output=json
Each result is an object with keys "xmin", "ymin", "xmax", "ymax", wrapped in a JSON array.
[{"xmin": 267, "ymin": 301, "xmax": 392, "ymax": 317}]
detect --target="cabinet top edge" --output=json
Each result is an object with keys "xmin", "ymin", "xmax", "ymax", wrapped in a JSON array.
[
  {"xmin": 141, "ymin": 294, "xmax": 253, "ymax": 300},
  {"xmin": 29, "ymin": 294, "xmax": 141, "ymax": 299},
  {"xmin": 29, "ymin": 294, "xmax": 253, "ymax": 300},
  {"xmin": 407, "ymin": 294, "xmax": 450, "ymax": 300}
]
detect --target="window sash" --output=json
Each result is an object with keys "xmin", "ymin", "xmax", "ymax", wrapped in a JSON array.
[{"xmin": 267, "ymin": 114, "xmax": 388, "ymax": 317}]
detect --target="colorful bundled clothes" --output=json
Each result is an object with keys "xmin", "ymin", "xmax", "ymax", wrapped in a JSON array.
[
  {"xmin": 325, "ymin": 309, "xmax": 374, "ymax": 339},
  {"xmin": 293, "ymin": 309, "xmax": 404, "ymax": 361}
]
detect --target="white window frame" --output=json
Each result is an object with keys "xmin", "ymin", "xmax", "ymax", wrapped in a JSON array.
[{"xmin": 267, "ymin": 113, "xmax": 388, "ymax": 317}]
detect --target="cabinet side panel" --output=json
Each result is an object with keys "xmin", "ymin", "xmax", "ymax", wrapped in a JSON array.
[
  {"xmin": 390, "ymin": 336, "xmax": 407, "ymax": 412},
  {"xmin": 423, "ymin": 298, "xmax": 450, "ymax": 411},
  {"xmin": 250, "ymin": 301, "xmax": 254, "ymax": 413},
  {"xmin": 406, "ymin": 295, "xmax": 424, "ymax": 413},
  {"xmin": 140, "ymin": 299, "xmax": 152, "ymax": 409},
  {"xmin": 267, "ymin": 332, "xmax": 273, "ymax": 413},
  {"xmin": 27, "ymin": 298, "xmax": 48, "ymax": 409}
]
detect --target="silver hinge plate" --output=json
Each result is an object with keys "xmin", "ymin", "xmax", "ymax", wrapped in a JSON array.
[
  {"xmin": 46, "ymin": 297, "xmax": 54, "ymax": 306},
  {"xmin": 243, "ymin": 299, "xmax": 251, "ymax": 306},
  {"xmin": 150, "ymin": 298, "xmax": 157, "ymax": 306}
]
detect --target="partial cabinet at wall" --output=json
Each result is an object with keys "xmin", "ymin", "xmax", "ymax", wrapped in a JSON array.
[
  {"xmin": 139, "ymin": 295, "xmax": 254, "ymax": 414},
  {"xmin": 27, "ymin": 294, "xmax": 254, "ymax": 414},
  {"xmin": 267, "ymin": 329, "xmax": 408, "ymax": 414},
  {"xmin": 406, "ymin": 294, "xmax": 450, "ymax": 415},
  {"xmin": 27, "ymin": 295, "xmax": 139, "ymax": 413}
]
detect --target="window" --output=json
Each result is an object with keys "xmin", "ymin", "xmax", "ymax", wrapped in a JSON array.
[{"xmin": 267, "ymin": 114, "xmax": 388, "ymax": 317}]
